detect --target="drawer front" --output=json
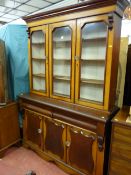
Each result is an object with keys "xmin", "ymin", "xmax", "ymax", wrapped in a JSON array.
[{"xmin": 109, "ymin": 125, "xmax": 131, "ymax": 175}]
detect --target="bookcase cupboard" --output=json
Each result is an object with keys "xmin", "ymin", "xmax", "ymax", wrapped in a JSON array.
[
  {"xmin": 19, "ymin": 0, "xmax": 128, "ymax": 175},
  {"xmin": 28, "ymin": 14, "xmax": 120, "ymax": 110}
]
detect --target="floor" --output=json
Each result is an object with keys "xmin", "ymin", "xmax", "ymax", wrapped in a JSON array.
[{"xmin": 0, "ymin": 147, "xmax": 68, "ymax": 175}]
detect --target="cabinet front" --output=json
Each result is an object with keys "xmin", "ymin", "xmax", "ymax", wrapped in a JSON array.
[
  {"xmin": 29, "ymin": 26, "xmax": 49, "ymax": 96},
  {"xmin": 75, "ymin": 16, "xmax": 111, "ymax": 110},
  {"xmin": 44, "ymin": 118, "xmax": 66, "ymax": 161},
  {"xmin": 49, "ymin": 20, "xmax": 76, "ymax": 102},
  {"xmin": 67, "ymin": 126, "xmax": 97, "ymax": 175},
  {"xmin": 24, "ymin": 109, "xmax": 43, "ymax": 148}
]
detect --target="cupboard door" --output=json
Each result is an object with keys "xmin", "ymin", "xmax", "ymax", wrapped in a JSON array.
[
  {"xmin": 67, "ymin": 126, "xmax": 97, "ymax": 175},
  {"xmin": 24, "ymin": 109, "xmax": 43, "ymax": 148},
  {"xmin": 75, "ymin": 16, "xmax": 111, "ymax": 110},
  {"xmin": 49, "ymin": 20, "xmax": 76, "ymax": 102},
  {"xmin": 30, "ymin": 26, "xmax": 49, "ymax": 96},
  {"xmin": 44, "ymin": 118, "xmax": 66, "ymax": 161}
]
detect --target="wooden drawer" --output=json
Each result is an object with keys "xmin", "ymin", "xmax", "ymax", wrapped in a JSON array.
[{"xmin": 109, "ymin": 125, "xmax": 131, "ymax": 175}]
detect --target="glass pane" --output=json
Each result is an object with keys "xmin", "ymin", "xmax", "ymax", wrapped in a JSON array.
[
  {"xmin": 80, "ymin": 22, "xmax": 107, "ymax": 103},
  {"xmin": 52, "ymin": 27, "xmax": 71, "ymax": 97},
  {"xmin": 33, "ymin": 77, "xmax": 45, "ymax": 92},
  {"xmin": 31, "ymin": 30, "xmax": 46, "ymax": 92}
]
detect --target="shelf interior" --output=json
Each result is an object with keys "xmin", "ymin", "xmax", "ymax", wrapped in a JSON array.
[
  {"xmin": 81, "ymin": 78, "xmax": 104, "ymax": 85},
  {"xmin": 53, "ymin": 75, "xmax": 70, "ymax": 81},
  {"xmin": 33, "ymin": 73, "xmax": 45, "ymax": 78}
]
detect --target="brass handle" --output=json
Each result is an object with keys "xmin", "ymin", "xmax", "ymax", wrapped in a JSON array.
[
  {"xmin": 37, "ymin": 128, "xmax": 42, "ymax": 134},
  {"xmin": 65, "ymin": 141, "xmax": 71, "ymax": 147}
]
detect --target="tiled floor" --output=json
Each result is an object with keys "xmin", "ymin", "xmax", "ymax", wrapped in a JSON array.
[{"xmin": 0, "ymin": 147, "xmax": 68, "ymax": 175}]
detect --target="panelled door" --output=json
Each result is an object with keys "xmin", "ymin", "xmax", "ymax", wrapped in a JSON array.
[
  {"xmin": 29, "ymin": 25, "xmax": 49, "ymax": 96},
  {"xmin": 44, "ymin": 117, "xmax": 66, "ymax": 162},
  {"xmin": 24, "ymin": 109, "xmax": 43, "ymax": 148},
  {"xmin": 67, "ymin": 125, "xmax": 97, "ymax": 175},
  {"xmin": 75, "ymin": 15, "xmax": 113, "ymax": 110},
  {"xmin": 49, "ymin": 20, "xmax": 76, "ymax": 102}
]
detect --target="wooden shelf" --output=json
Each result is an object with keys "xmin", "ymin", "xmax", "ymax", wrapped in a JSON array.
[
  {"xmin": 53, "ymin": 92, "xmax": 70, "ymax": 98},
  {"xmin": 33, "ymin": 89, "xmax": 46, "ymax": 93},
  {"xmin": 32, "ymin": 42, "xmax": 45, "ymax": 45},
  {"xmin": 33, "ymin": 73, "xmax": 45, "ymax": 78},
  {"xmin": 81, "ymin": 59, "xmax": 105, "ymax": 62},
  {"xmin": 81, "ymin": 78, "xmax": 104, "ymax": 85},
  {"xmin": 54, "ymin": 58, "xmax": 70, "ymax": 61},
  {"xmin": 80, "ymin": 97, "xmax": 103, "ymax": 104},
  {"xmin": 54, "ymin": 75, "xmax": 70, "ymax": 81},
  {"xmin": 53, "ymin": 40, "xmax": 71, "ymax": 43},
  {"xmin": 82, "ymin": 37, "xmax": 106, "ymax": 41},
  {"xmin": 32, "ymin": 57, "xmax": 46, "ymax": 61}
]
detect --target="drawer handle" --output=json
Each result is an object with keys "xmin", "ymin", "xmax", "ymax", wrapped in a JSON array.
[
  {"xmin": 37, "ymin": 128, "xmax": 42, "ymax": 134},
  {"xmin": 65, "ymin": 141, "xmax": 71, "ymax": 147}
]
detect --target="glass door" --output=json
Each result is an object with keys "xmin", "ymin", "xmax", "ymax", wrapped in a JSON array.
[
  {"xmin": 30, "ymin": 25, "xmax": 49, "ymax": 96},
  {"xmin": 75, "ymin": 16, "xmax": 109, "ymax": 109},
  {"xmin": 49, "ymin": 20, "xmax": 76, "ymax": 102}
]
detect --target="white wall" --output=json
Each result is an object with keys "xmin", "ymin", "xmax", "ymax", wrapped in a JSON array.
[{"xmin": 121, "ymin": 19, "xmax": 131, "ymax": 43}]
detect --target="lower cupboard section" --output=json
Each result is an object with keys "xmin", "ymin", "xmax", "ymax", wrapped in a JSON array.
[{"xmin": 23, "ymin": 108, "xmax": 105, "ymax": 175}]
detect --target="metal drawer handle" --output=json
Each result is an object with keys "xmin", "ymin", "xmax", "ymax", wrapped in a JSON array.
[
  {"xmin": 65, "ymin": 141, "xmax": 71, "ymax": 147},
  {"xmin": 37, "ymin": 128, "xmax": 42, "ymax": 134}
]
